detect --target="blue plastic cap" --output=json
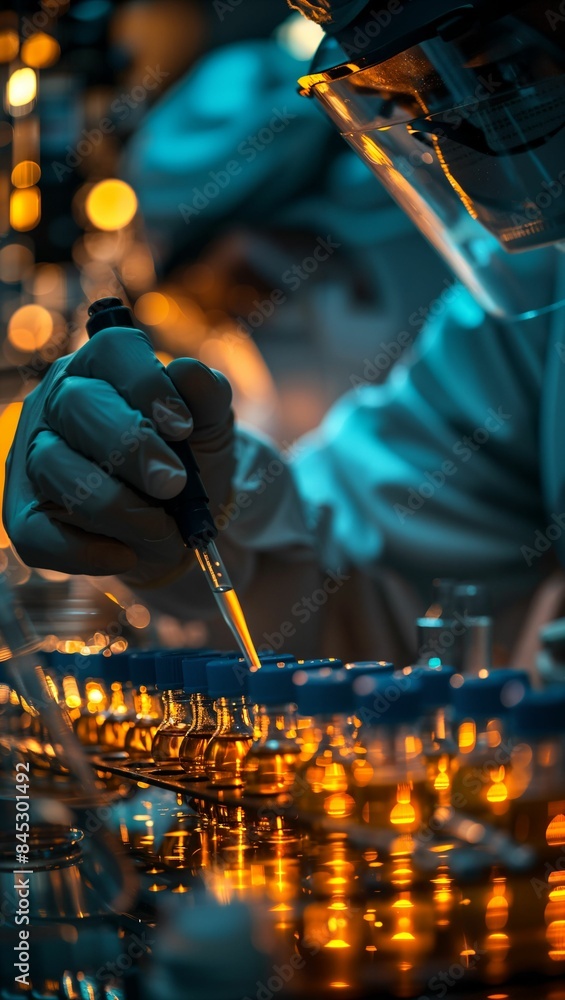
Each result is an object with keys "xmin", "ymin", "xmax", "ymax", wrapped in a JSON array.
[
  {"xmin": 345, "ymin": 660, "xmax": 395, "ymax": 675},
  {"xmin": 451, "ymin": 669, "xmax": 531, "ymax": 720},
  {"xmin": 293, "ymin": 668, "xmax": 354, "ymax": 716},
  {"xmin": 511, "ymin": 686, "xmax": 565, "ymax": 737},
  {"xmin": 44, "ymin": 650, "xmax": 73, "ymax": 672},
  {"xmin": 259, "ymin": 653, "xmax": 298, "ymax": 668},
  {"xmin": 181, "ymin": 653, "xmax": 231, "ymax": 694},
  {"xmin": 354, "ymin": 671, "xmax": 422, "ymax": 726},
  {"xmin": 206, "ymin": 658, "xmax": 250, "ymax": 699},
  {"xmin": 129, "ymin": 652, "xmax": 157, "ymax": 687},
  {"xmin": 102, "ymin": 653, "xmax": 131, "ymax": 683},
  {"xmin": 410, "ymin": 665, "xmax": 455, "ymax": 710},
  {"xmin": 297, "ymin": 658, "xmax": 343, "ymax": 671},
  {"xmin": 155, "ymin": 652, "xmax": 186, "ymax": 690},
  {"xmin": 248, "ymin": 665, "xmax": 298, "ymax": 706},
  {"xmin": 76, "ymin": 652, "xmax": 110, "ymax": 679}
]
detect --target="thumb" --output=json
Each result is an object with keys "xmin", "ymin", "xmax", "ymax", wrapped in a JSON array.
[{"xmin": 166, "ymin": 358, "xmax": 233, "ymax": 445}]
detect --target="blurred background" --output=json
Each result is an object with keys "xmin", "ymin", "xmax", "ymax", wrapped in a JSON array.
[{"xmin": 0, "ymin": 0, "xmax": 449, "ymax": 650}]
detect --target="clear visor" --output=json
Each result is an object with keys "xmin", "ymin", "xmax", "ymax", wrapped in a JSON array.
[{"xmin": 300, "ymin": 3, "xmax": 565, "ymax": 319}]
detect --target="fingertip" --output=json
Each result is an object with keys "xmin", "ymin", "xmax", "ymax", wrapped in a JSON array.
[{"xmin": 144, "ymin": 460, "xmax": 187, "ymax": 500}]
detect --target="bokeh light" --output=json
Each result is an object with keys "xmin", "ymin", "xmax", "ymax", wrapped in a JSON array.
[
  {"xmin": 21, "ymin": 33, "xmax": 61, "ymax": 69},
  {"xmin": 85, "ymin": 179, "xmax": 138, "ymax": 231},
  {"xmin": 8, "ymin": 303, "xmax": 53, "ymax": 351},
  {"xmin": 0, "ymin": 403, "xmax": 23, "ymax": 547},
  {"xmin": 6, "ymin": 68, "xmax": 37, "ymax": 110},
  {"xmin": 135, "ymin": 291, "xmax": 170, "ymax": 325},
  {"xmin": 0, "ymin": 30, "xmax": 19, "ymax": 62},
  {"xmin": 11, "ymin": 160, "xmax": 41, "ymax": 188},
  {"xmin": 10, "ymin": 186, "xmax": 41, "ymax": 231}
]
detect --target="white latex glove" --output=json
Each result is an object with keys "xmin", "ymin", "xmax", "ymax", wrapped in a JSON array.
[{"xmin": 3, "ymin": 325, "xmax": 234, "ymax": 586}]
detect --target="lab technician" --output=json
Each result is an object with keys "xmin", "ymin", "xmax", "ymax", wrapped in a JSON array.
[{"xmin": 4, "ymin": 0, "xmax": 565, "ymax": 663}]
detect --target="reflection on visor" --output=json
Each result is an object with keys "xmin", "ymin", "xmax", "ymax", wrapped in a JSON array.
[{"xmin": 300, "ymin": 2, "xmax": 565, "ymax": 318}]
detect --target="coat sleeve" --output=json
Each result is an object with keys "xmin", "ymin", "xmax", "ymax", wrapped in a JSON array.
[
  {"xmin": 290, "ymin": 284, "xmax": 549, "ymax": 599},
  {"xmin": 139, "ymin": 284, "xmax": 549, "ymax": 620}
]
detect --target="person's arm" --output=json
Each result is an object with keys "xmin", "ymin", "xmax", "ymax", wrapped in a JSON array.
[
  {"xmin": 140, "ymin": 284, "xmax": 548, "ymax": 629},
  {"xmin": 290, "ymin": 285, "xmax": 548, "ymax": 602}
]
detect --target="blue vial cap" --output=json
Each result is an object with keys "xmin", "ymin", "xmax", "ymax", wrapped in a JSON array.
[
  {"xmin": 297, "ymin": 658, "xmax": 343, "ymax": 671},
  {"xmin": 206, "ymin": 658, "xmax": 250, "ymax": 699},
  {"xmin": 410, "ymin": 665, "xmax": 455, "ymax": 710},
  {"xmin": 129, "ymin": 652, "xmax": 157, "ymax": 687},
  {"xmin": 248, "ymin": 664, "xmax": 298, "ymax": 706},
  {"xmin": 102, "ymin": 653, "xmax": 131, "ymax": 683},
  {"xmin": 259, "ymin": 653, "xmax": 298, "ymax": 668},
  {"xmin": 76, "ymin": 652, "xmax": 110, "ymax": 679},
  {"xmin": 181, "ymin": 653, "xmax": 230, "ymax": 694},
  {"xmin": 293, "ymin": 668, "xmax": 354, "ymax": 716},
  {"xmin": 354, "ymin": 671, "xmax": 422, "ymax": 726},
  {"xmin": 511, "ymin": 686, "xmax": 565, "ymax": 737},
  {"xmin": 345, "ymin": 660, "xmax": 395, "ymax": 675},
  {"xmin": 154, "ymin": 647, "xmax": 217, "ymax": 690},
  {"xmin": 155, "ymin": 652, "xmax": 186, "ymax": 690},
  {"xmin": 451, "ymin": 669, "xmax": 531, "ymax": 720},
  {"xmin": 44, "ymin": 650, "xmax": 73, "ymax": 673}
]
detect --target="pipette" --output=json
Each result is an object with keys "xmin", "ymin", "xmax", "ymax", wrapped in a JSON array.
[{"xmin": 86, "ymin": 296, "xmax": 261, "ymax": 670}]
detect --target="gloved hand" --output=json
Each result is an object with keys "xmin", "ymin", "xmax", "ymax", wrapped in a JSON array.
[{"xmin": 3, "ymin": 324, "xmax": 234, "ymax": 586}]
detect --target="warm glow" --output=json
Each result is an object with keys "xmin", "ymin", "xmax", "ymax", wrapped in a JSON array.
[
  {"xmin": 324, "ymin": 793, "xmax": 355, "ymax": 818},
  {"xmin": 85, "ymin": 179, "xmax": 138, "ymax": 231},
  {"xmin": 486, "ymin": 895, "xmax": 509, "ymax": 930},
  {"xmin": 458, "ymin": 720, "xmax": 476, "ymax": 753},
  {"xmin": 0, "ymin": 402, "xmax": 23, "ymax": 547},
  {"xmin": 390, "ymin": 784, "xmax": 416, "ymax": 827},
  {"xmin": 8, "ymin": 304, "xmax": 53, "ymax": 351},
  {"xmin": 434, "ymin": 756, "xmax": 451, "ymax": 792},
  {"xmin": 0, "ymin": 30, "xmax": 19, "ymax": 62},
  {"xmin": 10, "ymin": 186, "xmax": 41, "ymax": 231},
  {"xmin": 547, "ymin": 814, "xmax": 565, "ymax": 847},
  {"xmin": 12, "ymin": 160, "xmax": 41, "ymax": 188},
  {"xmin": 218, "ymin": 587, "xmax": 261, "ymax": 669},
  {"xmin": 486, "ymin": 766, "xmax": 508, "ymax": 803},
  {"xmin": 7, "ymin": 68, "xmax": 37, "ymax": 109},
  {"xmin": 135, "ymin": 291, "xmax": 170, "ymax": 325},
  {"xmin": 21, "ymin": 33, "xmax": 60, "ymax": 69},
  {"xmin": 126, "ymin": 603, "xmax": 151, "ymax": 629}
]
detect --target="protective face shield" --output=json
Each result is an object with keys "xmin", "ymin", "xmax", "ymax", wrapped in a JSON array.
[{"xmin": 298, "ymin": 1, "xmax": 565, "ymax": 319}]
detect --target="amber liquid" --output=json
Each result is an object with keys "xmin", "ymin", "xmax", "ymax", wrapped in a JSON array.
[
  {"xmin": 216, "ymin": 588, "xmax": 261, "ymax": 669},
  {"xmin": 294, "ymin": 751, "xmax": 359, "ymax": 821},
  {"xmin": 152, "ymin": 727, "xmax": 191, "ymax": 763},
  {"xmin": 125, "ymin": 721, "xmax": 159, "ymax": 757},
  {"xmin": 75, "ymin": 713, "xmax": 105, "ymax": 746},
  {"xmin": 99, "ymin": 715, "xmax": 134, "ymax": 749},
  {"xmin": 179, "ymin": 732, "xmax": 213, "ymax": 780},
  {"xmin": 244, "ymin": 745, "xmax": 301, "ymax": 796},
  {"xmin": 356, "ymin": 776, "xmax": 435, "ymax": 834},
  {"xmin": 204, "ymin": 734, "xmax": 253, "ymax": 787}
]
